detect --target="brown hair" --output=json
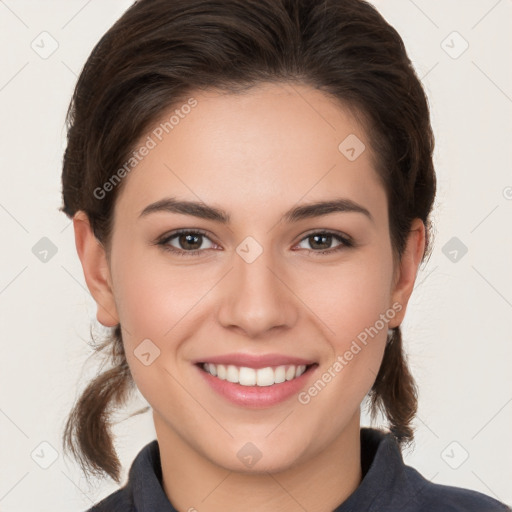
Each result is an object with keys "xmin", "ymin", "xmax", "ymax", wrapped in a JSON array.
[{"xmin": 60, "ymin": 0, "xmax": 436, "ymax": 484}]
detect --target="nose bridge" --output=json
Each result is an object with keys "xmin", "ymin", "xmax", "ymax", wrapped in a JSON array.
[{"xmin": 217, "ymin": 239, "xmax": 296, "ymax": 337}]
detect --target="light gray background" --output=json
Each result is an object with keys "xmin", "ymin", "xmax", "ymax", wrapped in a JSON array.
[{"xmin": 0, "ymin": 1, "xmax": 511, "ymax": 510}]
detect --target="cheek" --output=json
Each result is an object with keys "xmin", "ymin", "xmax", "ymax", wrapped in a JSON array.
[
  {"xmin": 309, "ymin": 252, "xmax": 393, "ymax": 387},
  {"xmin": 111, "ymin": 247, "xmax": 209, "ymax": 339},
  {"xmin": 111, "ymin": 250, "xmax": 220, "ymax": 396},
  {"xmin": 308, "ymin": 252, "xmax": 393, "ymax": 337}
]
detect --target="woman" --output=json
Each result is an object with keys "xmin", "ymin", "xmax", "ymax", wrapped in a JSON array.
[{"xmin": 60, "ymin": 0, "xmax": 510, "ymax": 510}]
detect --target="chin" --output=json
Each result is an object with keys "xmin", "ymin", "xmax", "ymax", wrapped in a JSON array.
[{"xmin": 206, "ymin": 438, "xmax": 308, "ymax": 475}]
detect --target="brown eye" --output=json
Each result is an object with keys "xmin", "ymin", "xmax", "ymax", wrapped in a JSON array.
[
  {"xmin": 296, "ymin": 231, "xmax": 353, "ymax": 255},
  {"xmin": 158, "ymin": 230, "xmax": 215, "ymax": 256},
  {"xmin": 175, "ymin": 233, "xmax": 203, "ymax": 250}
]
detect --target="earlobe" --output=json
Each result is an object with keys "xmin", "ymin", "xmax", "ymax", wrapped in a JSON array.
[
  {"xmin": 72, "ymin": 211, "xmax": 120, "ymax": 327},
  {"xmin": 389, "ymin": 218, "xmax": 426, "ymax": 328}
]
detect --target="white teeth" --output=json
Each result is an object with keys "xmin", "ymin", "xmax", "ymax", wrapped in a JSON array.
[
  {"xmin": 226, "ymin": 365, "xmax": 239, "ymax": 383},
  {"xmin": 216, "ymin": 364, "xmax": 226, "ymax": 380},
  {"xmin": 239, "ymin": 366, "xmax": 257, "ymax": 386},
  {"xmin": 256, "ymin": 367, "xmax": 275, "ymax": 387},
  {"xmin": 202, "ymin": 363, "xmax": 308, "ymax": 386},
  {"xmin": 274, "ymin": 366, "xmax": 286, "ymax": 383}
]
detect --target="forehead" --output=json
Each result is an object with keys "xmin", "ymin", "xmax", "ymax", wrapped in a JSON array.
[{"xmin": 113, "ymin": 82, "xmax": 386, "ymax": 224}]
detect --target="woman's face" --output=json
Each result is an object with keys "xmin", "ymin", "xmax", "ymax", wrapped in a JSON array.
[{"xmin": 83, "ymin": 82, "xmax": 423, "ymax": 473}]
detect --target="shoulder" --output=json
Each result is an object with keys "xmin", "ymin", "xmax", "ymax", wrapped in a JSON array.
[
  {"xmin": 84, "ymin": 487, "xmax": 134, "ymax": 512},
  {"xmin": 82, "ymin": 439, "xmax": 163, "ymax": 512},
  {"xmin": 403, "ymin": 465, "xmax": 510, "ymax": 512},
  {"xmin": 356, "ymin": 428, "xmax": 510, "ymax": 512}
]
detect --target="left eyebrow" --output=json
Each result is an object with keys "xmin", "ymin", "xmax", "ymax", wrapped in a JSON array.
[
  {"xmin": 138, "ymin": 197, "xmax": 374, "ymax": 224},
  {"xmin": 283, "ymin": 198, "xmax": 374, "ymax": 224}
]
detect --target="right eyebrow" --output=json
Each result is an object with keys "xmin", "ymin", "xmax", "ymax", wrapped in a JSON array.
[{"xmin": 138, "ymin": 197, "xmax": 230, "ymax": 223}]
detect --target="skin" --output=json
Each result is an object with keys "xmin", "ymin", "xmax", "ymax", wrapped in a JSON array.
[{"xmin": 73, "ymin": 82, "xmax": 425, "ymax": 512}]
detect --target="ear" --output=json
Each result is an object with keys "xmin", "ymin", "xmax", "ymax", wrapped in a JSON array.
[
  {"xmin": 389, "ymin": 218, "xmax": 426, "ymax": 328},
  {"xmin": 72, "ymin": 211, "xmax": 120, "ymax": 327}
]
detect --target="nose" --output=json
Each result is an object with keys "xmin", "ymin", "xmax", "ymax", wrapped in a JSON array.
[{"xmin": 216, "ymin": 245, "xmax": 298, "ymax": 339}]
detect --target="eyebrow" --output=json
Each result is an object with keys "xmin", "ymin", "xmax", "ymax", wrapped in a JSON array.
[{"xmin": 138, "ymin": 196, "xmax": 374, "ymax": 224}]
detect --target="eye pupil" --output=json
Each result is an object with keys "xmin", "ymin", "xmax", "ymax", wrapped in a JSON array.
[
  {"xmin": 310, "ymin": 234, "xmax": 331, "ymax": 250},
  {"xmin": 180, "ymin": 233, "xmax": 201, "ymax": 250}
]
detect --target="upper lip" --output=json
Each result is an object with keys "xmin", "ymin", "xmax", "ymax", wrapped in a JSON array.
[{"xmin": 195, "ymin": 353, "xmax": 317, "ymax": 369}]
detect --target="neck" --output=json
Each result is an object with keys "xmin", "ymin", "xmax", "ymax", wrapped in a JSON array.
[{"xmin": 154, "ymin": 411, "xmax": 362, "ymax": 512}]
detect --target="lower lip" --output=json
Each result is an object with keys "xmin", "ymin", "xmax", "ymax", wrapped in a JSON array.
[{"xmin": 195, "ymin": 364, "xmax": 318, "ymax": 408}]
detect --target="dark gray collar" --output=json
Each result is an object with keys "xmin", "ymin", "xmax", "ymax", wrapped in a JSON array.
[{"xmin": 90, "ymin": 427, "xmax": 508, "ymax": 511}]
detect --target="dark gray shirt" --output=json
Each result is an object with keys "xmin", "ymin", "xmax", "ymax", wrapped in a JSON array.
[{"xmin": 87, "ymin": 427, "xmax": 510, "ymax": 511}]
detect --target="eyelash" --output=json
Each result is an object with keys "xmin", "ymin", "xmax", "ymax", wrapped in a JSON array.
[{"xmin": 156, "ymin": 229, "xmax": 354, "ymax": 257}]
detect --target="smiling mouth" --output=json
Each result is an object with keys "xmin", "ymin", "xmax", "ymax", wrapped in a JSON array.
[{"xmin": 196, "ymin": 362, "xmax": 318, "ymax": 387}]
